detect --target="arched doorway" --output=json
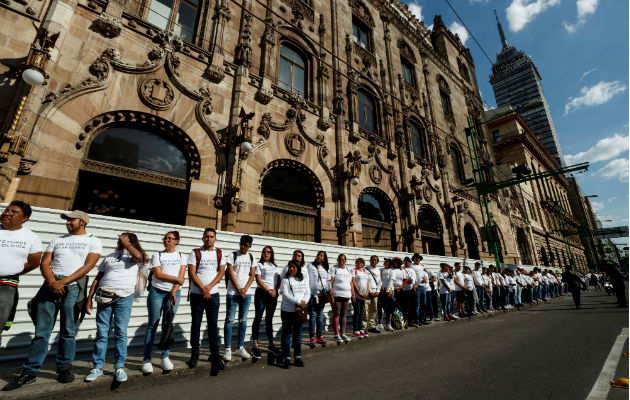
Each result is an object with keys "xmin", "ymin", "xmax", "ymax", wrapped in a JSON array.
[
  {"xmin": 417, "ymin": 206, "xmax": 445, "ymax": 256},
  {"xmin": 516, "ymin": 227, "xmax": 532, "ymax": 264},
  {"xmin": 464, "ymin": 223, "xmax": 480, "ymax": 260},
  {"xmin": 260, "ymin": 161, "xmax": 322, "ymax": 242},
  {"xmin": 73, "ymin": 114, "xmax": 199, "ymax": 225},
  {"xmin": 540, "ymin": 246, "xmax": 549, "ymax": 266},
  {"xmin": 358, "ymin": 188, "xmax": 396, "ymax": 251}
]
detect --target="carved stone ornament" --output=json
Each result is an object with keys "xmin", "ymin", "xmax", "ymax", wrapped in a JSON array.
[
  {"xmin": 205, "ymin": 64, "xmax": 225, "ymax": 83},
  {"xmin": 138, "ymin": 78, "xmax": 175, "ymax": 110},
  {"xmin": 17, "ymin": 158, "xmax": 37, "ymax": 175},
  {"xmin": 423, "ymin": 185, "xmax": 433, "ymax": 203},
  {"xmin": 369, "ymin": 164, "xmax": 382, "ymax": 184},
  {"xmin": 285, "ymin": 132, "xmax": 305, "ymax": 157},
  {"xmin": 281, "ymin": 0, "xmax": 314, "ymax": 22},
  {"xmin": 94, "ymin": 12, "xmax": 123, "ymax": 38},
  {"xmin": 255, "ymin": 86, "xmax": 274, "ymax": 104}
]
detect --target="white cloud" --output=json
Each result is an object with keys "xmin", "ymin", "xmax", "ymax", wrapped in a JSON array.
[
  {"xmin": 469, "ymin": 0, "xmax": 490, "ymax": 3},
  {"xmin": 596, "ymin": 158, "xmax": 629, "ymax": 182},
  {"xmin": 607, "ymin": 197, "xmax": 618, "ymax": 203},
  {"xmin": 590, "ymin": 201, "xmax": 604, "ymax": 213},
  {"xmin": 505, "ymin": 0, "xmax": 560, "ymax": 32},
  {"xmin": 448, "ymin": 21, "xmax": 469, "ymax": 45},
  {"xmin": 564, "ymin": 81, "xmax": 627, "ymax": 115},
  {"xmin": 563, "ymin": 0, "xmax": 599, "ymax": 33},
  {"xmin": 407, "ymin": 2, "xmax": 423, "ymax": 22},
  {"xmin": 580, "ymin": 68, "xmax": 597, "ymax": 81},
  {"xmin": 564, "ymin": 134, "xmax": 629, "ymax": 164}
]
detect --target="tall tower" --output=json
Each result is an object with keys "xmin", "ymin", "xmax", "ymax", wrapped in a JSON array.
[{"xmin": 489, "ymin": 11, "xmax": 566, "ymax": 167}]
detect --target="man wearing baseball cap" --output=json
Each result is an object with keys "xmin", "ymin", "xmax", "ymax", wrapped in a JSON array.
[{"xmin": 4, "ymin": 210, "xmax": 102, "ymax": 391}]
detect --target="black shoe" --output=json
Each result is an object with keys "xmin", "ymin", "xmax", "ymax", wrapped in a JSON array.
[
  {"xmin": 187, "ymin": 353, "xmax": 199, "ymax": 368},
  {"xmin": 368, "ymin": 328, "xmax": 380, "ymax": 334},
  {"xmin": 252, "ymin": 346, "xmax": 262, "ymax": 359},
  {"xmin": 57, "ymin": 369, "xmax": 74, "ymax": 384},
  {"xmin": 283, "ymin": 358, "xmax": 291, "ymax": 369},
  {"xmin": 2, "ymin": 374, "xmax": 36, "ymax": 391},
  {"xmin": 268, "ymin": 344, "xmax": 281, "ymax": 357},
  {"xmin": 209, "ymin": 355, "xmax": 226, "ymax": 376},
  {"xmin": 294, "ymin": 358, "xmax": 305, "ymax": 367}
]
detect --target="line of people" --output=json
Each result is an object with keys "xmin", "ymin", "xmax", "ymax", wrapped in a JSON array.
[{"xmin": 0, "ymin": 202, "xmax": 590, "ymax": 392}]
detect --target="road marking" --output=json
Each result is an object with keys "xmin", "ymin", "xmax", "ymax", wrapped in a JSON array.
[{"xmin": 586, "ymin": 327, "xmax": 629, "ymax": 400}]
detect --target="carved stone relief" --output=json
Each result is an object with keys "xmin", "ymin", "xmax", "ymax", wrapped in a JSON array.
[
  {"xmin": 369, "ymin": 164, "xmax": 382, "ymax": 184},
  {"xmin": 285, "ymin": 132, "xmax": 305, "ymax": 157},
  {"xmin": 138, "ymin": 78, "xmax": 175, "ymax": 110}
]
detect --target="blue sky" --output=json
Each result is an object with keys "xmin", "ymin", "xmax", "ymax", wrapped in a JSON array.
[{"xmin": 403, "ymin": 0, "xmax": 629, "ymax": 247}]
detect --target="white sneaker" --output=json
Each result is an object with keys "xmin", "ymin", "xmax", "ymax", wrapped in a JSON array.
[
  {"xmin": 233, "ymin": 346, "xmax": 251, "ymax": 360},
  {"xmin": 223, "ymin": 347, "xmax": 232, "ymax": 362},
  {"xmin": 142, "ymin": 359, "xmax": 153, "ymax": 374},
  {"xmin": 160, "ymin": 357, "xmax": 173, "ymax": 371},
  {"xmin": 385, "ymin": 325, "xmax": 394, "ymax": 332},
  {"xmin": 376, "ymin": 324, "xmax": 384, "ymax": 332},
  {"xmin": 341, "ymin": 334, "xmax": 350, "ymax": 343}
]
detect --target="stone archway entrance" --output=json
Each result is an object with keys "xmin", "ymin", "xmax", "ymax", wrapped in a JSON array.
[
  {"xmin": 417, "ymin": 205, "xmax": 445, "ymax": 256},
  {"xmin": 464, "ymin": 223, "xmax": 480, "ymax": 260},
  {"xmin": 358, "ymin": 188, "xmax": 397, "ymax": 251},
  {"xmin": 72, "ymin": 112, "xmax": 200, "ymax": 225}
]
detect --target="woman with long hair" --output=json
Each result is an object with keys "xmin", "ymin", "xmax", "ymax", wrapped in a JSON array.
[
  {"xmin": 379, "ymin": 259, "xmax": 394, "ymax": 331},
  {"xmin": 330, "ymin": 254, "xmax": 355, "ymax": 343},
  {"xmin": 142, "ymin": 231, "xmax": 187, "ymax": 374},
  {"xmin": 251, "ymin": 246, "xmax": 281, "ymax": 360},
  {"xmin": 279, "ymin": 260, "xmax": 310, "ymax": 368},
  {"xmin": 438, "ymin": 263, "xmax": 455, "ymax": 321},
  {"xmin": 85, "ymin": 233, "xmax": 149, "ymax": 383},
  {"xmin": 352, "ymin": 258, "xmax": 370, "ymax": 338},
  {"xmin": 307, "ymin": 251, "xmax": 330, "ymax": 348}
]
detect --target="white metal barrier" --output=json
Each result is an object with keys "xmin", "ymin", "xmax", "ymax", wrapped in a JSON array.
[{"xmin": 0, "ymin": 205, "xmax": 540, "ymax": 365}]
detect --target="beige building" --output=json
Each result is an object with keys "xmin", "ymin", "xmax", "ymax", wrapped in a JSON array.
[
  {"xmin": 483, "ymin": 106, "xmax": 587, "ymax": 271},
  {"xmin": 1, "ymin": 0, "xmax": 566, "ymax": 263}
]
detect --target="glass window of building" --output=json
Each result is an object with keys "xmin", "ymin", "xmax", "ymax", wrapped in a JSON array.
[
  {"xmin": 450, "ymin": 144, "xmax": 464, "ymax": 182},
  {"xmin": 401, "ymin": 59, "xmax": 415, "ymax": 85},
  {"xmin": 278, "ymin": 44, "xmax": 307, "ymax": 97},
  {"xmin": 352, "ymin": 19, "xmax": 371, "ymax": 51},
  {"xmin": 146, "ymin": 0, "xmax": 199, "ymax": 43},
  {"xmin": 409, "ymin": 122, "xmax": 424, "ymax": 160},
  {"xmin": 357, "ymin": 90, "xmax": 376, "ymax": 133},
  {"xmin": 440, "ymin": 89, "xmax": 453, "ymax": 116}
]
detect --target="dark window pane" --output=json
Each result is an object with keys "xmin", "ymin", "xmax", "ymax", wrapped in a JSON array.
[
  {"xmin": 261, "ymin": 167, "xmax": 316, "ymax": 207},
  {"xmin": 440, "ymin": 90, "xmax": 452, "ymax": 115},
  {"xmin": 88, "ymin": 126, "xmax": 188, "ymax": 178},
  {"xmin": 357, "ymin": 91, "xmax": 375, "ymax": 132},
  {"xmin": 409, "ymin": 123, "xmax": 423, "ymax": 159},
  {"xmin": 278, "ymin": 58, "xmax": 291, "ymax": 91},
  {"xmin": 175, "ymin": 1, "xmax": 197, "ymax": 42},
  {"xmin": 358, "ymin": 193, "xmax": 388, "ymax": 222},
  {"xmin": 402, "ymin": 62, "xmax": 414, "ymax": 84},
  {"xmin": 293, "ymin": 64, "xmax": 305, "ymax": 96}
]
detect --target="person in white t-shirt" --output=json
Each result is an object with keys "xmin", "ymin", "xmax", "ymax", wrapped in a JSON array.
[
  {"xmin": 330, "ymin": 254, "xmax": 355, "ymax": 343},
  {"xmin": 410, "ymin": 253, "xmax": 428, "ymax": 326},
  {"xmin": 463, "ymin": 266, "xmax": 475, "ymax": 316},
  {"xmin": 251, "ymin": 245, "xmax": 281, "ymax": 361},
  {"xmin": 186, "ymin": 228, "xmax": 226, "ymax": 374},
  {"xmin": 142, "ymin": 230, "xmax": 187, "ymax": 374},
  {"xmin": 307, "ymin": 251, "xmax": 330, "ymax": 347},
  {"xmin": 0, "ymin": 201, "xmax": 42, "ymax": 342},
  {"xmin": 9, "ymin": 210, "xmax": 101, "ymax": 390},
  {"xmin": 438, "ymin": 263, "xmax": 455, "ymax": 321},
  {"xmin": 453, "ymin": 263, "xmax": 466, "ymax": 317},
  {"xmin": 352, "ymin": 258, "xmax": 370, "ymax": 338},
  {"xmin": 223, "ymin": 235, "xmax": 256, "ymax": 362},
  {"xmin": 363, "ymin": 255, "xmax": 382, "ymax": 333},
  {"xmin": 84, "ymin": 232, "xmax": 149, "ymax": 383},
  {"xmin": 379, "ymin": 259, "xmax": 395, "ymax": 331},
  {"xmin": 279, "ymin": 260, "xmax": 310, "ymax": 368},
  {"xmin": 472, "ymin": 262, "xmax": 486, "ymax": 314}
]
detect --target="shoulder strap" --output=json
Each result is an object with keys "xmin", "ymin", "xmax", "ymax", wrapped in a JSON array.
[
  {"xmin": 366, "ymin": 267, "xmax": 377, "ymax": 284},
  {"xmin": 216, "ymin": 248, "xmax": 222, "ymax": 271},
  {"xmin": 194, "ymin": 248, "xmax": 201, "ymax": 267},
  {"xmin": 249, "ymin": 253, "xmax": 254, "ymax": 265}
]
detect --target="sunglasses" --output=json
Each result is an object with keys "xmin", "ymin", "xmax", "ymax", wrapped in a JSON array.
[{"xmin": 163, "ymin": 237, "xmax": 177, "ymax": 241}]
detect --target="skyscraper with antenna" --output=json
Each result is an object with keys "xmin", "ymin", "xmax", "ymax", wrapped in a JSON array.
[{"xmin": 489, "ymin": 10, "xmax": 566, "ymax": 167}]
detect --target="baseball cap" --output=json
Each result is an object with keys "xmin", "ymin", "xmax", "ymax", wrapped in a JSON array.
[{"xmin": 60, "ymin": 210, "xmax": 90, "ymax": 224}]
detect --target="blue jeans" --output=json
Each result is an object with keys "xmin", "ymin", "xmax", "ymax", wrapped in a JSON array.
[
  {"xmin": 416, "ymin": 287, "xmax": 426, "ymax": 323},
  {"xmin": 423, "ymin": 290, "xmax": 434, "ymax": 322},
  {"xmin": 93, "ymin": 293, "xmax": 134, "ymax": 369},
  {"xmin": 190, "ymin": 292, "xmax": 220, "ymax": 357},
  {"xmin": 251, "ymin": 288, "xmax": 278, "ymax": 344},
  {"xmin": 440, "ymin": 292, "xmax": 453, "ymax": 317},
  {"xmin": 143, "ymin": 286, "xmax": 181, "ymax": 360},
  {"xmin": 352, "ymin": 298, "xmax": 365, "ymax": 331},
  {"xmin": 224, "ymin": 293, "xmax": 251, "ymax": 348},
  {"xmin": 475, "ymin": 287, "xmax": 486, "ymax": 311},
  {"xmin": 280, "ymin": 311, "xmax": 303, "ymax": 359},
  {"xmin": 23, "ymin": 284, "xmax": 80, "ymax": 375},
  {"xmin": 308, "ymin": 295, "xmax": 326, "ymax": 338}
]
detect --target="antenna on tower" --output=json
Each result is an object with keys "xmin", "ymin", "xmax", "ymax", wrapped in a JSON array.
[{"xmin": 494, "ymin": 9, "xmax": 508, "ymax": 50}]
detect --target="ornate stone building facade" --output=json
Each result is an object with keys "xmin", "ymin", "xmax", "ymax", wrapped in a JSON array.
[
  {"xmin": 483, "ymin": 106, "xmax": 587, "ymax": 271},
  {"xmin": 0, "ymin": 0, "xmax": 543, "ymax": 262}
]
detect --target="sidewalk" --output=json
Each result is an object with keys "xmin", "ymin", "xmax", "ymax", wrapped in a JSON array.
[{"xmin": 0, "ymin": 297, "xmax": 566, "ymax": 399}]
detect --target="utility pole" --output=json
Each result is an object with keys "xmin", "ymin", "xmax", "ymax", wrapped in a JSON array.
[{"xmin": 464, "ymin": 119, "xmax": 589, "ymax": 269}]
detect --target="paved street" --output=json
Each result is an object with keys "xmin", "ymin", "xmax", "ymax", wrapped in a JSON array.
[{"xmin": 64, "ymin": 290, "xmax": 627, "ymax": 400}]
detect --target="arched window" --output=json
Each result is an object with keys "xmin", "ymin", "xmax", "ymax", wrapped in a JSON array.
[
  {"xmin": 464, "ymin": 224, "xmax": 480, "ymax": 260},
  {"xmin": 401, "ymin": 59, "xmax": 415, "ymax": 85},
  {"xmin": 357, "ymin": 89, "xmax": 376, "ymax": 133},
  {"xmin": 352, "ymin": 18, "xmax": 372, "ymax": 51},
  {"xmin": 408, "ymin": 121, "xmax": 424, "ymax": 160},
  {"xmin": 261, "ymin": 165, "xmax": 321, "ymax": 242},
  {"xmin": 450, "ymin": 144, "xmax": 464, "ymax": 182},
  {"xmin": 359, "ymin": 190, "xmax": 395, "ymax": 250},
  {"xmin": 417, "ymin": 206, "xmax": 445, "ymax": 255},
  {"xmin": 146, "ymin": 0, "xmax": 199, "ymax": 42},
  {"xmin": 74, "ymin": 123, "xmax": 192, "ymax": 224},
  {"xmin": 278, "ymin": 44, "xmax": 307, "ymax": 97}
]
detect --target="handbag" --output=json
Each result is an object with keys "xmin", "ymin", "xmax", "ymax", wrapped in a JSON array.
[
  {"xmin": 288, "ymin": 278, "xmax": 308, "ymax": 322},
  {"xmin": 316, "ymin": 266, "xmax": 332, "ymax": 303},
  {"xmin": 95, "ymin": 287, "xmax": 120, "ymax": 305},
  {"xmin": 158, "ymin": 306, "xmax": 175, "ymax": 350}
]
